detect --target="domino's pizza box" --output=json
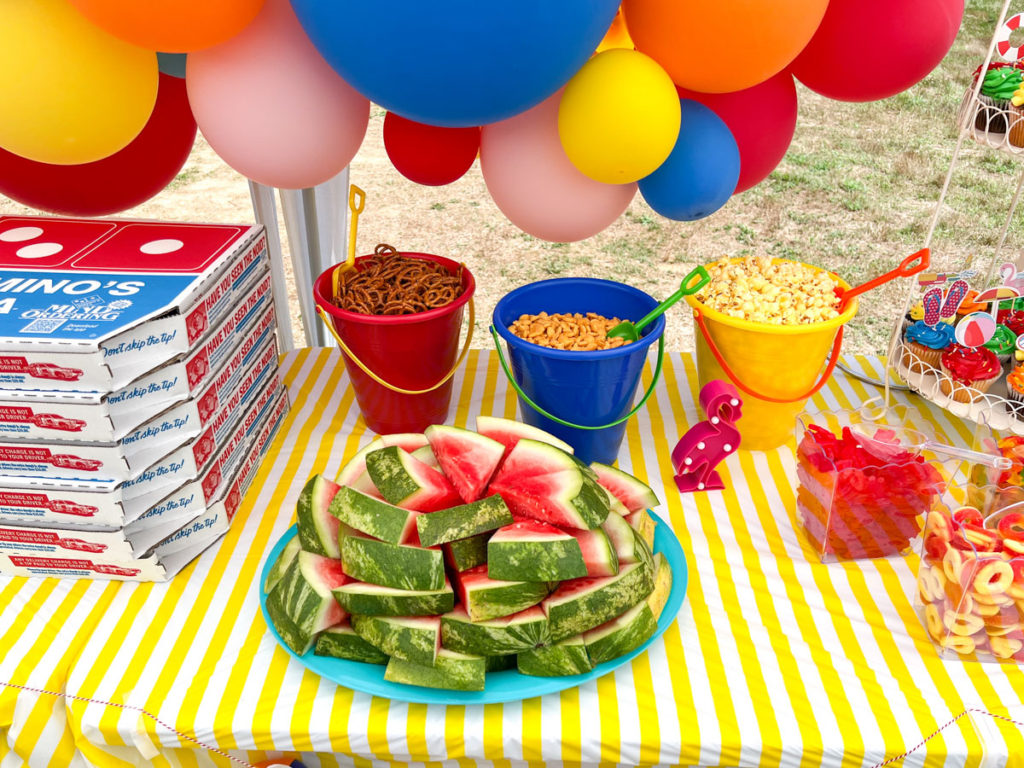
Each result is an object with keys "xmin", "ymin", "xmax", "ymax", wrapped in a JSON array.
[
  {"xmin": 0, "ymin": 216, "xmax": 268, "ymax": 393},
  {"xmin": 0, "ymin": 382, "xmax": 289, "ymax": 579},
  {"xmin": 0, "ymin": 380, "xmax": 288, "ymax": 563},
  {"xmin": 0, "ymin": 266, "xmax": 273, "ymax": 442},
  {"xmin": 0, "ymin": 287, "xmax": 276, "ymax": 484}
]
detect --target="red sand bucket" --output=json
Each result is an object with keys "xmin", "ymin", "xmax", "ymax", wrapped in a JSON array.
[{"xmin": 313, "ymin": 253, "xmax": 475, "ymax": 433}]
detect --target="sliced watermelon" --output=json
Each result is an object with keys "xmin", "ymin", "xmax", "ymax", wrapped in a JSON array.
[
  {"xmin": 264, "ymin": 536, "xmax": 301, "ymax": 593},
  {"xmin": 411, "ymin": 444, "xmax": 439, "ymax": 469},
  {"xmin": 487, "ymin": 439, "xmax": 609, "ymax": 530},
  {"xmin": 333, "ymin": 578, "xmax": 454, "ymax": 616},
  {"xmin": 265, "ymin": 551, "xmax": 348, "ymax": 655},
  {"xmin": 426, "ymin": 424, "xmax": 505, "ymax": 502},
  {"xmin": 351, "ymin": 614, "xmax": 440, "ymax": 666},
  {"xmin": 602, "ymin": 512, "xmax": 649, "ymax": 567},
  {"xmin": 329, "ymin": 486, "xmax": 419, "ymax": 545},
  {"xmin": 341, "ymin": 535, "xmax": 444, "ymax": 591},
  {"xmin": 647, "ymin": 552, "xmax": 673, "ymax": 621},
  {"xmin": 568, "ymin": 527, "xmax": 618, "ymax": 577},
  {"xmin": 441, "ymin": 604, "xmax": 550, "ymax": 655},
  {"xmin": 415, "ymin": 494, "xmax": 513, "ymax": 548},
  {"xmin": 366, "ymin": 446, "xmax": 462, "ymax": 512},
  {"xmin": 454, "ymin": 564, "xmax": 550, "ymax": 621},
  {"xmin": 384, "ymin": 648, "xmax": 485, "ymax": 691},
  {"xmin": 314, "ymin": 619, "xmax": 389, "ymax": 664},
  {"xmin": 544, "ymin": 561, "xmax": 654, "ymax": 642},
  {"xmin": 443, "ymin": 532, "xmax": 491, "ymax": 572},
  {"xmin": 296, "ymin": 474, "xmax": 342, "ymax": 559},
  {"xmin": 626, "ymin": 509, "xmax": 656, "ymax": 550},
  {"xmin": 476, "ymin": 415, "xmax": 574, "ymax": 459},
  {"xmin": 589, "ymin": 462, "xmax": 659, "ymax": 513},
  {"xmin": 517, "ymin": 635, "xmax": 592, "ymax": 677},
  {"xmin": 336, "ymin": 437, "xmax": 384, "ymax": 486},
  {"xmin": 582, "ymin": 600, "xmax": 657, "ymax": 665},
  {"xmin": 486, "ymin": 519, "xmax": 587, "ymax": 582},
  {"xmin": 337, "ymin": 434, "xmax": 429, "ymax": 496}
]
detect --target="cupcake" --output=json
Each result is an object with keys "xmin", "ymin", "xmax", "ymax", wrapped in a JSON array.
[
  {"xmin": 1007, "ymin": 364, "xmax": 1024, "ymax": 415},
  {"xmin": 902, "ymin": 300, "xmax": 926, "ymax": 334},
  {"xmin": 1004, "ymin": 310, "xmax": 1024, "ymax": 336},
  {"xmin": 939, "ymin": 344, "xmax": 1002, "ymax": 403},
  {"xmin": 901, "ymin": 320, "xmax": 956, "ymax": 372},
  {"xmin": 975, "ymin": 65, "xmax": 1023, "ymax": 133},
  {"xmin": 984, "ymin": 324, "xmax": 1017, "ymax": 365},
  {"xmin": 958, "ymin": 290, "xmax": 987, "ymax": 316}
]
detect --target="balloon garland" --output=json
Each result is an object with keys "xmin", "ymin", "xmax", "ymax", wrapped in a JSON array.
[{"xmin": 0, "ymin": 0, "xmax": 965, "ymax": 236}]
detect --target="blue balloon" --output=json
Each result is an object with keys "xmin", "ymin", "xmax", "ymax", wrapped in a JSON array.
[
  {"xmin": 288, "ymin": 1, "xmax": 620, "ymax": 127},
  {"xmin": 638, "ymin": 100, "xmax": 740, "ymax": 222},
  {"xmin": 157, "ymin": 52, "xmax": 187, "ymax": 79}
]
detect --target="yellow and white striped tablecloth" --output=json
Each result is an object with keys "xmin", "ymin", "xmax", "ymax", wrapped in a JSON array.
[{"xmin": 3, "ymin": 348, "xmax": 1024, "ymax": 767}]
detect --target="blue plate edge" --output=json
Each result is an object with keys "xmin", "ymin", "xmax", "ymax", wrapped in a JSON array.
[{"xmin": 258, "ymin": 510, "xmax": 688, "ymax": 705}]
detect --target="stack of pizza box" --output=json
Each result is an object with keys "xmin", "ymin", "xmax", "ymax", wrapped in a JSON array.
[{"xmin": 0, "ymin": 216, "xmax": 289, "ymax": 581}]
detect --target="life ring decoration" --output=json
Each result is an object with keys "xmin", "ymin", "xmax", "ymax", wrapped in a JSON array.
[{"xmin": 997, "ymin": 13, "xmax": 1024, "ymax": 61}]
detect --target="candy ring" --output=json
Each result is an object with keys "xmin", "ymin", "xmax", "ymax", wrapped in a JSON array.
[
  {"xmin": 985, "ymin": 621, "xmax": 1022, "ymax": 637},
  {"xmin": 940, "ymin": 633, "xmax": 977, "ymax": 656},
  {"xmin": 927, "ymin": 511, "xmax": 953, "ymax": 542},
  {"xmin": 925, "ymin": 603, "xmax": 944, "ymax": 641},
  {"xmin": 975, "ymin": 599, "xmax": 1003, "ymax": 617},
  {"xmin": 972, "ymin": 588, "xmax": 1015, "ymax": 606},
  {"xmin": 1005, "ymin": 539, "xmax": 1024, "ymax": 556},
  {"xmin": 918, "ymin": 567, "xmax": 943, "ymax": 603},
  {"xmin": 943, "ymin": 547, "xmax": 964, "ymax": 584},
  {"xmin": 944, "ymin": 608, "xmax": 985, "ymax": 637},
  {"xmin": 998, "ymin": 14, "xmax": 1024, "ymax": 61},
  {"xmin": 973, "ymin": 559, "xmax": 1014, "ymax": 596},
  {"xmin": 990, "ymin": 635, "xmax": 1023, "ymax": 659}
]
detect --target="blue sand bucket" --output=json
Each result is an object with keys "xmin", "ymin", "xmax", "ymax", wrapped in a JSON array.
[{"xmin": 491, "ymin": 278, "xmax": 665, "ymax": 464}]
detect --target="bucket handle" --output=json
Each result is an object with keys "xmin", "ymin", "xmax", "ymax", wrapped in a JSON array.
[
  {"xmin": 489, "ymin": 325, "xmax": 664, "ymax": 430},
  {"xmin": 693, "ymin": 309, "xmax": 843, "ymax": 404},
  {"xmin": 315, "ymin": 298, "xmax": 475, "ymax": 395}
]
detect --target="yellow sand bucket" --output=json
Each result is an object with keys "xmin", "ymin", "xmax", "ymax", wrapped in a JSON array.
[{"xmin": 685, "ymin": 259, "xmax": 858, "ymax": 451}]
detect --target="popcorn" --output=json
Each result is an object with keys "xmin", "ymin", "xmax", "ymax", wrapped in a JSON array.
[{"xmin": 696, "ymin": 256, "xmax": 841, "ymax": 325}]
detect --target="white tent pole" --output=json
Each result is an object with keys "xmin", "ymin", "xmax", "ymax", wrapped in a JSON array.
[
  {"xmin": 247, "ymin": 180, "xmax": 295, "ymax": 353},
  {"xmin": 278, "ymin": 188, "xmax": 321, "ymax": 347}
]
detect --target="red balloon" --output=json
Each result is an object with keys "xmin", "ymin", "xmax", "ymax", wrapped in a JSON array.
[
  {"xmin": 790, "ymin": 0, "xmax": 964, "ymax": 102},
  {"xmin": 677, "ymin": 72, "xmax": 798, "ymax": 194},
  {"xmin": 383, "ymin": 112, "xmax": 480, "ymax": 186},
  {"xmin": 0, "ymin": 73, "xmax": 196, "ymax": 216}
]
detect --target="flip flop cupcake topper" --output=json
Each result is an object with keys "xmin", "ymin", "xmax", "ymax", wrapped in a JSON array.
[{"xmin": 922, "ymin": 279, "xmax": 969, "ymax": 327}]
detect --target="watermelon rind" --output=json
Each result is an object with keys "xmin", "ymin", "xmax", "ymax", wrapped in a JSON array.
[
  {"xmin": 441, "ymin": 604, "xmax": 550, "ymax": 655},
  {"xmin": 425, "ymin": 424, "xmax": 506, "ymax": 503},
  {"xmin": 384, "ymin": 648, "xmax": 485, "ymax": 691},
  {"xmin": 314, "ymin": 620, "xmax": 389, "ymax": 664},
  {"xmin": 351, "ymin": 614, "xmax": 440, "ymax": 666},
  {"xmin": 589, "ymin": 462, "xmax": 660, "ymax": 513},
  {"xmin": 475, "ymin": 415, "xmax": 574, "ymax": 456},
  {"xmin": 485, "ymin": 654, "xmax": 518, "ymax": 672},
  {"xmin": 366, "ymin": 446, "xmax": 461, "ymax": 512},
  {"xmin": 570, "ymin": 528, "xmax": 618, "ymax": 578},
  {"xmin": 330, "ymin": 486, "xmax": 419, "ymax": 545},
  {"xmin": 517, "ymin": 635, "xmax": 592, "ymax": 677},
  {"xmin": 264, "ymin": 536, "xmax": 301, "ymax": 593},
  {"xmin": 647, "ymin": 552, "xmax": 673, "ymax": 621},
  {"xmin": 582, "ymin": 601, "xmax": 658, "ymax": 666},
  {"xmin": 411, "ymin": 444, "xmax": 439, "ymax": 469},
  {"xmin": 415, "ymin": 495, "xmax": 514, "ymax": 548},
  {"xmin": 626, "ymin": 509, "xmax": 656, "ymax": 550},
  {"xmin": 544, "ymin": 561, "xmax": 655, "ymax": 642},
  {"xmin": 336, "ymin": 438, "xmax": 384, "ymax": 485},
  {"xmin": 333, "ymin": 578, "xmax": 455, "ymax": 616},
  {"xmin": 488, "ymin": 439, "xmax": 609, "ymax": 530},
  {"xmin": 601, "ymin": 511, "xmax": 648, "ymax": 567},
  {"xmin": 341, "ymin": 535, "xmax": 444, "ymax": 591},
  {"xmin": 443, "ymin": 532, "xmax": 491, "ymax": 572},
  {"xmin": 265, "ymin": 551, "xmax": 347, "ymax": 655},
  {"xmin": 296, "ymin": 474, "xmax": 342, "ymax": 559},
  {"xmin": 456, "ymin": 565, "xmax": 551, "ymax": 622},
  {"xmin": 486, "ymin": 521, "xmax": 587, "ymax": 582}
]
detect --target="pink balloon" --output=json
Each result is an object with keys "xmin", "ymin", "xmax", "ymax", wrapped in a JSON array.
[
  {"xmin": 676, "ymin": 71, "xmax": 797, "ymax": 194},
  {"xmin": 186, "ymin": 0, "xmax": 369, "ymax": 189},
  {"xmin": 480, "ymin": 91, "xmax": 636, "ymax": 242}
]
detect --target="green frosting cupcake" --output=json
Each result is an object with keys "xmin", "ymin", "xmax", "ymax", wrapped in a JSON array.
[
  {"xmin": 984, "ymin": 324, "xmax": 1017, "ymax": 357},
  {"xmin": 982, "ymin": 67, "xmax": 1024, "ymax": 101}
]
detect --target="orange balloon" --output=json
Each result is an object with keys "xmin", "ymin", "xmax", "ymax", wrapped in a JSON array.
[
  {"xmin": 69, "ymin": 0, "xmax": 266, "ymax": 53},
  {"xmin": 597, "ymin": 8, "xmax": 634, "ymax": 52},
  {"xmin": 622, "ymin": 0, "xmax": 828, "ymax": 93}
]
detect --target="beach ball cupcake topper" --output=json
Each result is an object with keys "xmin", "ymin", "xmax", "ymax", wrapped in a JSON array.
[{"xmin": 956, "ymin": 312, "xmax": 997, "ymax": 348}]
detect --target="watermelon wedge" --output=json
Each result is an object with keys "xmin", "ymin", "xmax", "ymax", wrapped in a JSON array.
[
  {"xmin": 476, "ymin": 415, "xmax": 574, "ymax": 459},
  {"xmin": 351, "ymin": 614, "xmax": 440, "ymax": 666},
  {"xmin": 582, "ymin": 600, "xmax": 657, "ymax": 665},
  {"xmin": 411, "ymin": 444, "xmax": 439, "ymax": 469},
  {"xmin": 333, "ymin": 578, "xmax": 455, "ymax": 616},
  {"xmin": 486, "ymin": 519, "xmax": 587, "ymax": 582},
  {"xmin": 296, "ymin": 474, "xmax": 342, "ymax": 559},
  {"xmin": 330, "ymin": 486, "xmax": 419, "ymax": 545},
  {"xmin": 443, "ymin": 532, "xmax": 491, "ymax": 572},
  {"xmin": 385, "ymin": 648, "xmax": 486, "ymax": 691},
  {"xmin": 647, "ymin": 552, "xmax": 673, "ymax": 621},
  {"xmin": 517, "ymin": 635, "xmax": 592, "ymax": 677},
  {"xmin": 415, "ymin": 495, "xmax": 513, "ymax": 548},
  {"xmin": 568, "ymin": 528, "xmax": 618, "ymax": 577},
  {"xmin": 336, "ymin": 434, "xmax": 429, "ymax": 492},
  {"xmin": 454, "ymin": 564, "xmax": 550, "ymax": 621},
  {"xmin": 264, "ymin": 536, "xmax": 301, "ymax": 593},
  {"xmin": 487, "ymin": 439, "xmax": 609, "ymax": 530},
  {"xmin": 265, "ymin": 551, "xmax": 348, "ymax": 655},
  {"xmin": 426, "ymin": 424, "xmax": 505, "ymax": 502},
  {"xmin": 441, "ymin": 604, "xmax": 550, "ymax": 655},
  {"xmin": 589, "ymin": 462, "xmax": 659, "ymax": 513},
  {"xmin": 315, "ymin": 619, "xmax": 389, "ymax": 664},
  {"xmin": 341, "ymin": 535, "xmax": 445, "ymax": 591},
  {"xmin": 626, "ymin": 509, "xmax": 656, "ymax": 550},
  {"xmin": 544, "ymin": 561, "xmax": 654, "ymax": 642},
  {"xmin": 602, "ymin": 512, "xmax": 649, "ymax": 567},
  {"xmin": 366, "ymin": 446, "xmax": 462, "ymax": 512}
]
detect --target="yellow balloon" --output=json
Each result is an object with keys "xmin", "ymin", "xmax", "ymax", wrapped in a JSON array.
[
  {"xmin": 558, "ymin": 49, "xmax": 680, "ymax": 185},
  {"xmin": 0, "ymin": 0, "xmax": 158, "ymax": 165}
]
